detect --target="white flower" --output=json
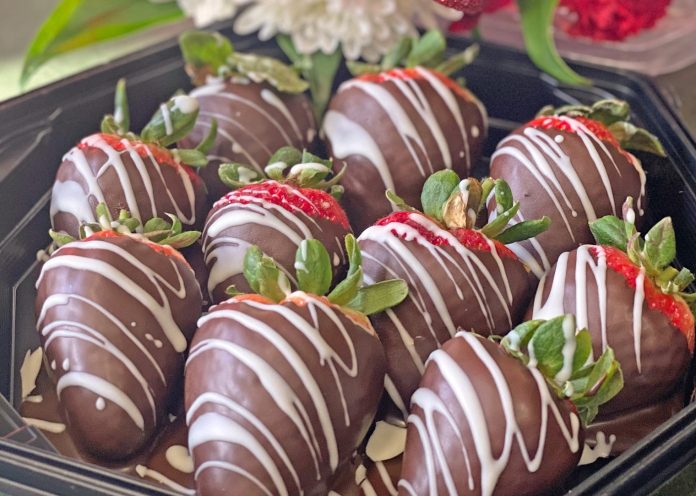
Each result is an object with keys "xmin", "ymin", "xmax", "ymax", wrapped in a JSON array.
[
  {"xmin": 177, "ymin": 0, "xmax": 240, "ymax": 27},
  {"xmin": 232, "ymin": 0, "xmax": 462, "ymax": 62}
]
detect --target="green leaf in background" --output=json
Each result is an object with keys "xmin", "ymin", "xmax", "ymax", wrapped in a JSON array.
[
  {"xmin": 21, "ymin": 0, "xmax": 184, "ymax": 88},
  {"xmin": 277, "ymin": 35, "xmax": 343, "ymax": 122},
  {"xmin": 517, "ymin": 0, "xmax": 590, "ymax": 86}
]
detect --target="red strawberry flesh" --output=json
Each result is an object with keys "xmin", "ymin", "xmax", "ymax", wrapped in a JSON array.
[
  {"xmin": 375, "ymin": 211, "xmax": 517, "ymax": 260},
  {"xmin": 591, "ymin": 245, "xmax": 695, "ymax": 352},
  {"xmin": 214, "ymin": 181, "xmax": 351, "ymax": 229},
  {"xmin": 358, "ymin": 68, "xmax": 475, "ymax": 102}
]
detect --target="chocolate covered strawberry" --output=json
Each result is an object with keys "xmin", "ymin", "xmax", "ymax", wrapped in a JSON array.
[
  {"xmin": 177, "ymin": 31, "xmax": 317, "ymax": 201},
  {"xmin": 51, "ymin": 80, "xmax": 210, "ymax": 239},
  {"xmin": 202, "ymin": 147, "xmax": 352, "ymax": 304},
  {"xmin": 400, "ymin": 316, "xmax": 623, "ymax": 496},
  {"xmin": 324, "ymin": 30, "xmax": 486, "ymax": 232},
  {"xmin": 185, "ymin": 236, "xmax": 407, "ymax": 496},
  {"xmin": 359, "ymin": 171, "xmax": 549, "ymax": 412},
  {"xmin": 489, "ymin": 99, "xmax": 665, "ymax": 278},
  {"xmin": 531, "ymin": 200, "xmax": 695, "ymax": 452},
  {"xmin": 36, "ymin": 206, "xmax": 202, "ymax": 460}
]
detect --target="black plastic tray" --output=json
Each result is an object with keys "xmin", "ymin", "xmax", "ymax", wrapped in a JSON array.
[{"xmin": 0, "ymin": 26, "xmax": 695, "ymax": 495}]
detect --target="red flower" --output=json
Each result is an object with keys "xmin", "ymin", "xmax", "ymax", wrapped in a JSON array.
[{"xmin": 559, "ymin": 0, "xmax": 672, "ymax": 41}]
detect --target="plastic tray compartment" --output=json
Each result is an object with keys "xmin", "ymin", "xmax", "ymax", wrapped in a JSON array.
[{"xmin": 0, "ymin": 28, "xmax": 695, "ymax": 495}]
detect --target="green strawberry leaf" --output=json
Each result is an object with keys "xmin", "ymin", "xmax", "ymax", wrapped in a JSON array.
[
  {"xmin": 144, "ymin": 217, "xmax": 171, "ymax": 235},
  {"xmin": 219, "ymin": 163, "xmax": 264, "ymax": 189},
  {"xmin": 436, "ymin": 44, "xmax": 479, "ymax": 77},
  {"xmin": 228, "ymin": 52, "xmax": 309, "ymax": 94},
  {"xmin": 382, "ymin": 37, "xmax": 413, "ymax": 71},
  {"xmin": 179, "ymin": 30, "xmax": 234, "ymax": 85},
  {"xmin": 49, "ymin": 229, "xmax": 76, "ymax": 247},
  {"xmin": 101, "ymin": 115, "xmax": 120, "ymax": 135},
  {"xmin": 421, "ymin": 170, "xmax": 461, "ymax": 223},
  {"xmin": 141, "ymin": 94, "xmax": 200, "ymax": 147},
  {"xmin": 159, "ymin": 231, "xmax": 201, "ymax": 249},
  {"xmin": 571, "ymin": 347, "xmax": 624, "ymax": 425},
  {"xmin": 386, "ymin": 190, "xmax": 420, "ymax": 214},
  {"xmin": 173, "ymin": 148, "xmax": 208, "ymax": 168},
  {"xmin": 494, "ymin": 179, "xmax": 514, "ymax": 213},
  {"xmin": 195, "ymin": 118, "xmax": 218, "ymax": 155},
  {"xmin": 528, "ymin": 315, "xmax": 574, "ymax": 382},
  {"xmin": 643, "ymin": 217, "xmax": 676, "ymax": 271},
  {"xmin": 225, "ymin": 285, "xmax": 242, "ymax": 297},
  {"xmin": 328, "ymin": 234, "xmax": 363, "ymax": 306},
  {"xmin": 480, "ymin": 202, "xmax": 520, "ymax": 239},
  {"xmin": 113, "ymin": 78, "xmax": 130, "ymax": 134},
  {"xmin": 590, "ymin": 215, "xmax": 629, "ymax": 251},
  {"xmin": 407, "ymin": 30, "xmax": 446, "ymax": 69},
  {"xmin": 608, "ymin": 121, "xmax": 666, "ymax": 157},
  {"xmin": 495, "ymin": 216, "xmax": 551, "ymax": 244},
  {"xmin": 295, "ymin": 239, "xmax": 332, "ymax": 296},
  {"xmin": 572, "ymin": 328, "xmax": 593, "ymax": 373},
  {"xmin": 588, "ymin": 99, "xmax": 630, "ymax": 127},
  {"xmin": 243, "ymin": 246, "xmax": 291, "ymax": 303},
  {"xmin": 347, "ymin": 280, "xmax": 408, "ymax": 316},
  {"xmin": 346, "ymin": 61, "xmax": 383, "ymax": 77}
]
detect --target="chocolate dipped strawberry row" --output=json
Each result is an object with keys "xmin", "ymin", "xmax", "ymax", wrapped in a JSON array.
[
  {"xmin": 51, "ymin": 80, "xmax": 210, "ymax": 238},
  {"xmin": 400, "ymin": 316, "xmax": 624, "ymax": 496},
  {"xmin": 185, "ymin": 237, "xmax": 407, "ymax": 495},
  {"xmin": 489, "ymin": 99, "xmax": 665, "ymax": 277},
  {"xmin": 177, "ymin": 31, "xmax": 317, "ymax": 201},
  {"xmin": 359, "ymin": 171, "xmax": 549, "ymax": 413},
  {"xmin": 531, "ymin": 200, "xmax": 695, "ymax": 452},
  {"xmin": 324, "ymin": 30, "xmax": 486, "ymax": 232},
  {"xmin": 36, "ymin": 206, "xmax": 202, "ymax": 460},
  {"xmin": 202, "ymin": 147, "xmax": 351, "ymax": 304}
]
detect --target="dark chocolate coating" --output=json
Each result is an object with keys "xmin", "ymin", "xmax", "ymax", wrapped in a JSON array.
[
  {"xmin": 529, "ymin": 246, "xmax": 692, "ymax": 415},
  {"xmin": 489, "ymin": 122, "xmax": 645, "ymax": 277},
  {"xmin": 184, "ymin": 294, "xmax": 385, "ymax": 496},
  {"xmin": 35, "ymin": 234, "xmax": 201, "ymax": 460},
  {"xmin": 51, "ymin": 134, "xmax": 208, "ymax": 238},
  {"xmin": 359, "ymin": 214, "xmax": 533, "ymax": 411},
  {"xmin": 202, "ymin": 183, "xmax": 351, "ymax": 304},
  {"xmin": 324, "ymin": 71, "xmax": 486, "ymax": 233},
  {"xmin": 180, "ymin": 81, "xmax": 316, "ymax": 202},
  {"xmin": 400, "ymin": 333, "xmax": 583, "ymax": 496}
]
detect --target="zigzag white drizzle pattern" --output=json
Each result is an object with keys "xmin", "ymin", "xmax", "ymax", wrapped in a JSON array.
[
  {"xmin": 323, "ymin": 67, "xmax": 483, "ymax": 200},
  {"xmin": 491, "ymin": 116, "xmax": 646, "ymax": 277},
  {"xmin": 51, "ymin": 134, "xmax": 198, "ymax": 230},
  {"xmin": 359, "ymin": 213, "xmax": 515, "ymax": 408},
  {"xmin": 36, "ymin": 238, "xmax": 192, "ymax": 430},
  {"xmin": 203, "ymin": 182, "xmax": 344, "ymax": 299},
  {"xmin": 399, "ymin": 332, "xmax": 581, "ymax": 496},
  {"xmin": 186, "ymin": 293, "xmax": 368, "ymax": 495},
  {"xmin": 532, "ymin": 245, "xmax": 646, "ymax": 370}
]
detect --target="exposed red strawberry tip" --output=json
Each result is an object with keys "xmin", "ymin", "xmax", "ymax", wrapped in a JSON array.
[
  {"xmin": 214, "ymin": 181, "xmax": 351, "ymax": 229},
  {"xmin": 358, "ymin": 68, "xmax": 473, "ymax": 101},
  {"xmin": 79, "ymin": 133, "xmax": 201, "ymax": 185},
  {"xmin": 375, "ymin": 211, "xmax": 518, "ymax": 260},
  {"xmin": 592, "ymin": 245, "xmax": 696, "ymax": 352}
]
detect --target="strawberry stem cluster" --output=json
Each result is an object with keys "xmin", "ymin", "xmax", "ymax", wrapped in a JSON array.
[
  {"xmin": 227, "ymin": 235, "xmax": 408, "ymax": 317},
  {"xmin": 347, "ymin": 29, "xmax": 479, "ymax": 80},
  {"xmin": 101, "ymin": 79, "xmax": 215, "ymax": 168},
  {"xmin": 500, "ymin": 314, "xmax": 624, "ymax": 426},
  {"xmin": 388, "ymin": 170, "xmax": 551, "ymax": 245},
  {"xmin": 49, "ymin": 203, "xmax": 201, "ymax": 250},
  {"xmin": 590, "ymin": 197, "xmax": 696, "ymax": 309},
  {"xmin": 179, "ymin": 30, "xmax": 309, "ymax": 94},
  {"xmin": 218, "ymin": 146, "xmax": 346, "ymax": 199},
  {"xmin": 537, "ymin": 99, "xmax": 666, "ymax": 157}
]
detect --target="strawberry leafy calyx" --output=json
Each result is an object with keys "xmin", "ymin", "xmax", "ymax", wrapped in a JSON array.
[
  {"xmin": 218, "ymin": 146, "xmax": 346, "ymax": 199},
  {"xmin": 499, "ymin": 314, "xmax": 624, "ymax": 426},
  {"xmin": 536, "ymin": 99, "xmax": 665, "ymax": 157},
  {"xmin": 386, "ymin": 170, "xmax": 550, "ymax": 245},
  {"xmin": 590, "ymin": 197, "xmax": 696, "ymax": 306},
  {"xmin": 225, "ymin": 235, "xmax": 408, "ymax": 317},
  {"xmin": 347, "ymin": 29, "xmax": 479, "ymax": 81},
  {"xmin": 49, "ymin": 202, "xmax": 201, "ymax": 251},
  {"xmin": 179, "ymin": 30, "xmax": 309, "ymax": 94},
  {"xmin": 100, "ymin": 79, "xmax": 215, "ymax": 168}
]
